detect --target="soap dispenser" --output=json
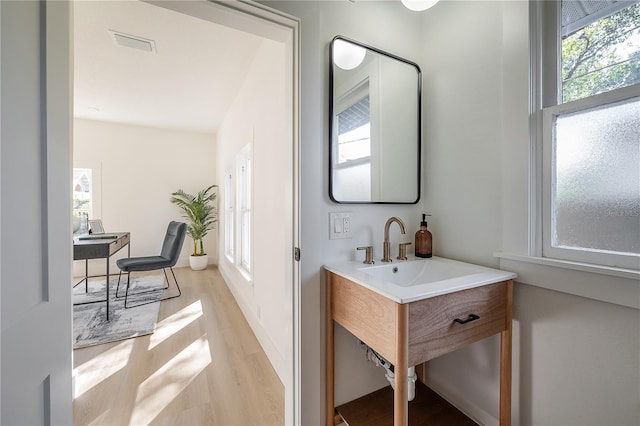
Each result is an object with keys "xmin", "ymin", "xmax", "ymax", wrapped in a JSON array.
[{"xmin": 415, "ymin": 214, "xmax": 432, "ymax": 258}]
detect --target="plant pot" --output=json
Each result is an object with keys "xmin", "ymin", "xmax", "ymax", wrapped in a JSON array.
[{"xmin": 189, "ymin": 254, "xmax": 208, "ymax": 271}]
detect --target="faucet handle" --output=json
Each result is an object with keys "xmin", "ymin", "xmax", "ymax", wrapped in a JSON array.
[
  {"xmin": 397, "ymin": 242, "xmax": 412, "ymax": 261},
  {"xmin": 357, "ymin": 246, "xmax": 375, "ymax": 264}
]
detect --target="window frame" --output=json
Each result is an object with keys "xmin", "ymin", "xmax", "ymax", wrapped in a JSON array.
[
  {"xmin": 532, "ymin": 0, "xmax": 640, "ymax": 270},
  {"xmin": 72, "ymin": 167, "xmax": 93, "ymax": 223},
  {"xmin": 223, "ymin": 145, "xmax": 253, "ymax": 280},
  {"xmin": 224, "ymin": 171, "xmax": 234, "ymax": 261},
  {"xmin": 333, "ymin": 80, "xmax": 372, "ymax": 168},
  {"xmin": 542, "ymin": 87, "xmax": 640, "ymax": 269},
  {"xmin": 237, "ymin": 144, "xmax": 252, "ymax": 275}
]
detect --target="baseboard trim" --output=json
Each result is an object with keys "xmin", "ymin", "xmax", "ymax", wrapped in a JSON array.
[{"xmin": 218, "ymin": 263, "xmax": 286, "ymax": 383}]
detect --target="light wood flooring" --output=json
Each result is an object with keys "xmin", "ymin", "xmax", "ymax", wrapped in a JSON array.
[{"xmin": 73, "ymin": 266, "xmax": 284, "ymax": 425}]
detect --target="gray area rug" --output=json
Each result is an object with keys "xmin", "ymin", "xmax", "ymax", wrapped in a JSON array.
[{"xmin": 73, "ymin": 274, "xmax": 165, "ymax": 349}]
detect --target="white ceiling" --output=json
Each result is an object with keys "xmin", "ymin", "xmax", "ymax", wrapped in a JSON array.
[{"xmin": 74, "ymin": 0, "xmax": 265, "ymax": 134}]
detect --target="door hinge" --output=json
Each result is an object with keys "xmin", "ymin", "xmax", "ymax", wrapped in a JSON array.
[{"xmin": 294, "ymin": 247, "xmax": 300, "ymax": 261}]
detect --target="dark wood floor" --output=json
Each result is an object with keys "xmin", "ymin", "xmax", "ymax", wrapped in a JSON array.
[{"xmin": 336, "ymin": 381, "xmax": 478, "ymax": 426}]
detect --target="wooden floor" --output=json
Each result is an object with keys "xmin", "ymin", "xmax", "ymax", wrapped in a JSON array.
[
  {"xmin": 336, "ymin": 381, "xmax": 477, "ymax": 426},
  {"xmin": 73, "ymin": 266, "xmax": 284, "ymax": 426}
]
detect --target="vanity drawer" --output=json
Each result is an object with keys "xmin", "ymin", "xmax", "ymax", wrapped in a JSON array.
[{"xmin": 408, "ymin": 281, "xmax": 508, "ymax": 365}]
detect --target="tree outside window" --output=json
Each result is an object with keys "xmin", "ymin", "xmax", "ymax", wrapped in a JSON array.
[{"xmin": 562, "ymin": 2, "xmax": 640, "ymax": 102}]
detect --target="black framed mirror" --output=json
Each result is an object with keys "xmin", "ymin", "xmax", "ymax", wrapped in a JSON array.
[{"xmin": 329, "ymin": 35, "xmax": 421, "ymax": 204}]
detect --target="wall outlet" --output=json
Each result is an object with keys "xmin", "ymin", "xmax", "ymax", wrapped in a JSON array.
[{"xmin": 329, "ymin": 212, "xmax": 353, "ymax": 239}]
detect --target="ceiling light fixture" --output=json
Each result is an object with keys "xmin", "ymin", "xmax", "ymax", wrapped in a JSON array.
[
  {"xmin": 108, "ymin": 30, "xmax": 157, "ymax": 53},
  {"xmin": 333, "ymin": 39, "xmax": 366, "ymax": 70},
  {"xmin": 401, "ymin": 0, "xmax": 439, "ymax": 11}
]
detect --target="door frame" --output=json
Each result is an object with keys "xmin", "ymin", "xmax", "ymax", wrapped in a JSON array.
[{"xmin": 122, "ymin": 0, "xmax": 301, "ymax": 422}]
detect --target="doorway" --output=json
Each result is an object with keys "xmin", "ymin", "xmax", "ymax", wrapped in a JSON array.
[{"xmin": 72, "ymin": 0, "xmax": 300, "ymax": 423}]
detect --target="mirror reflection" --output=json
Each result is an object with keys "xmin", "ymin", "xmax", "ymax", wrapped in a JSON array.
[{"xmin": 330, "ymin": 36, "xmax": 421, "ymax": 204}]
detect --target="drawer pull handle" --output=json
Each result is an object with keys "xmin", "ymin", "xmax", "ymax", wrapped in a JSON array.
[{"xmin": 454, "ymin": 314, "xmax": 480, "ymax": 325}]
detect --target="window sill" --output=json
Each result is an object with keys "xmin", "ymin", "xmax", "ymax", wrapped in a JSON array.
[
  {"xmin": 494, "ymin": 252, "xmax": 640, "ymax": 310},
  {"xmin": 495, "ymin": 252, "xmax": 639, "ymax": 279},
  {"xmin": 238, "ymin": 266, "xmax": 252, "ymax": 284},
  {"xmin": 221, "ymin": 255, "xmax": 253, "ymax": 286}
]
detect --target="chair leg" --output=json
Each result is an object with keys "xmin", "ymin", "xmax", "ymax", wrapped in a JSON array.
[
  {"xmin": 161, "ymin": 268, "xmax": 170, "ymax": 290},
  {"xmin": 167, "ymin": 267, "xmax": 182, "ymax": 300},
  {"xmin": 115, "ymin": 270, "xmax": 124, "ymax": 298},
  {"xmin": 124, "ymin": 271, "xmax": 131, "ymax": 308},
  {"xmin": 123, "ymin": 267, "xmax": 182, "ymax": 309}
]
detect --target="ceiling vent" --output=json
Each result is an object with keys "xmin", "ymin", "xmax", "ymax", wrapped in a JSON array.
[{"xmin": 108, "ymin": 30, "xmax": 157, "ymax": 53}]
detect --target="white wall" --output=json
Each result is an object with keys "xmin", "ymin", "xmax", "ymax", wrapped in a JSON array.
[
  {"xmin": 419, "ymin": 1, "xmax": 520, "ymax": 422},
  {"xmin": 216, "ymin": 38, "xmax": 291, "ymax": 382},
  {"xmin": 266, "ymin": 1, "xmax": 639, "ymax": 425},
  {"xmin": 73, "ymin": 119, "xmax": 217, "ymax": 276},
  {"xmin": 263, "ymin": 1, "xmax": 426, "ymax": 422},
  {"xmin": 421, "ymin": 2, "xmax": 639, "ymax": 425}
]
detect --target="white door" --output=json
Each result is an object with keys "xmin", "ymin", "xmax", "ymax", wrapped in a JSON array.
[{"xmin": 1, "ymin": 1, "xmax": 73, "ymax": 424}]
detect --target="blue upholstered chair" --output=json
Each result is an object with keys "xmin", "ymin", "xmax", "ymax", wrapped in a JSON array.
[{"xmin": 116, "ymin": 221, "xmax": 187, "ymax": 308}]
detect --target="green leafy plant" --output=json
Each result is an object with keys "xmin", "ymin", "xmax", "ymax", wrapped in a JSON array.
[{"xmin": 170, "ymin": 185, "xmax": 218, "ymax": 256}]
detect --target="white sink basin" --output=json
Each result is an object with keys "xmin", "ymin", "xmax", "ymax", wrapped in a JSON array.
[
  {"xmin": 359, "ymin": 258, "xmax": 482, "ymax": 287},
  {"xmin": 325, "ymin": 256, "xmax": 516, "ymax": 303}
]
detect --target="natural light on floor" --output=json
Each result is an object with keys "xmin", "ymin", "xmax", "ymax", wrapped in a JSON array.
[
  {"xmin": 73, "ymin": 338, "xmax": 136, "ymax": 398},
  {"xmin": 148, "ymin": 300, "xmax": 203, "ymax": 350},
  {"xmin": 130, "ymin": 335, "xmax": 212, "ymax": 425}
]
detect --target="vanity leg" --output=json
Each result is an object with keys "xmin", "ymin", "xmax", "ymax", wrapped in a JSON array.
[
  {"xmin": 326, "ymin": 272, "xmax": 335, "ymax": 426},
  {"xmin": 394, "ymin": 303, "xmax": 409, "ymax": 426},
  {"xmin": 500, "ymin": 280, "xmax": 513, "ymax": 426}
]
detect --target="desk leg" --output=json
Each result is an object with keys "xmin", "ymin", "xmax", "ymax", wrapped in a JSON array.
[
  {"xmin": 394, "ymin": 303, "xmax": 409, "ymax": 426},
  {"xmin": 106, "ymin": 257, "xmax": 110, "ymax": 320},
  {"xmin": 326, "ymin": 272, "xmax": 335, "ymax": 426},
  {"xmin": 85, "ymin": 259, "xmax": 89, "ymax": 293}
]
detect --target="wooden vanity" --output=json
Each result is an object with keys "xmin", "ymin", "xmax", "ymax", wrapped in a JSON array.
[{"xmin": 325, "ymin": 267, "xmax": 513, "ymax": 426}]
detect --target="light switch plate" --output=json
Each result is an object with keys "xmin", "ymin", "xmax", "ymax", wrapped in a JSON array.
[{"xmin": 329, "ymin": 212, "xmax": 353, "ymax": 239}]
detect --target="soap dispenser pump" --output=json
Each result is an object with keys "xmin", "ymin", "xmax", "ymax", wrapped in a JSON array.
[{"xmin": 415, "ymin": 214, "xmax": 432, "ymax": 258}]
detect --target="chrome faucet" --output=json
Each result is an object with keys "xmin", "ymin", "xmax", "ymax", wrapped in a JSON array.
[{"xmin": 382, "ymin": 217, "xmax": 406, "ymax": 262}]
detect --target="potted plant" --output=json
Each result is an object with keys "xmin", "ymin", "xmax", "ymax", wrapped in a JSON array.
[{"xmin": 170, "ymin": 184, "xmax": 218, "ymax": 270}]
